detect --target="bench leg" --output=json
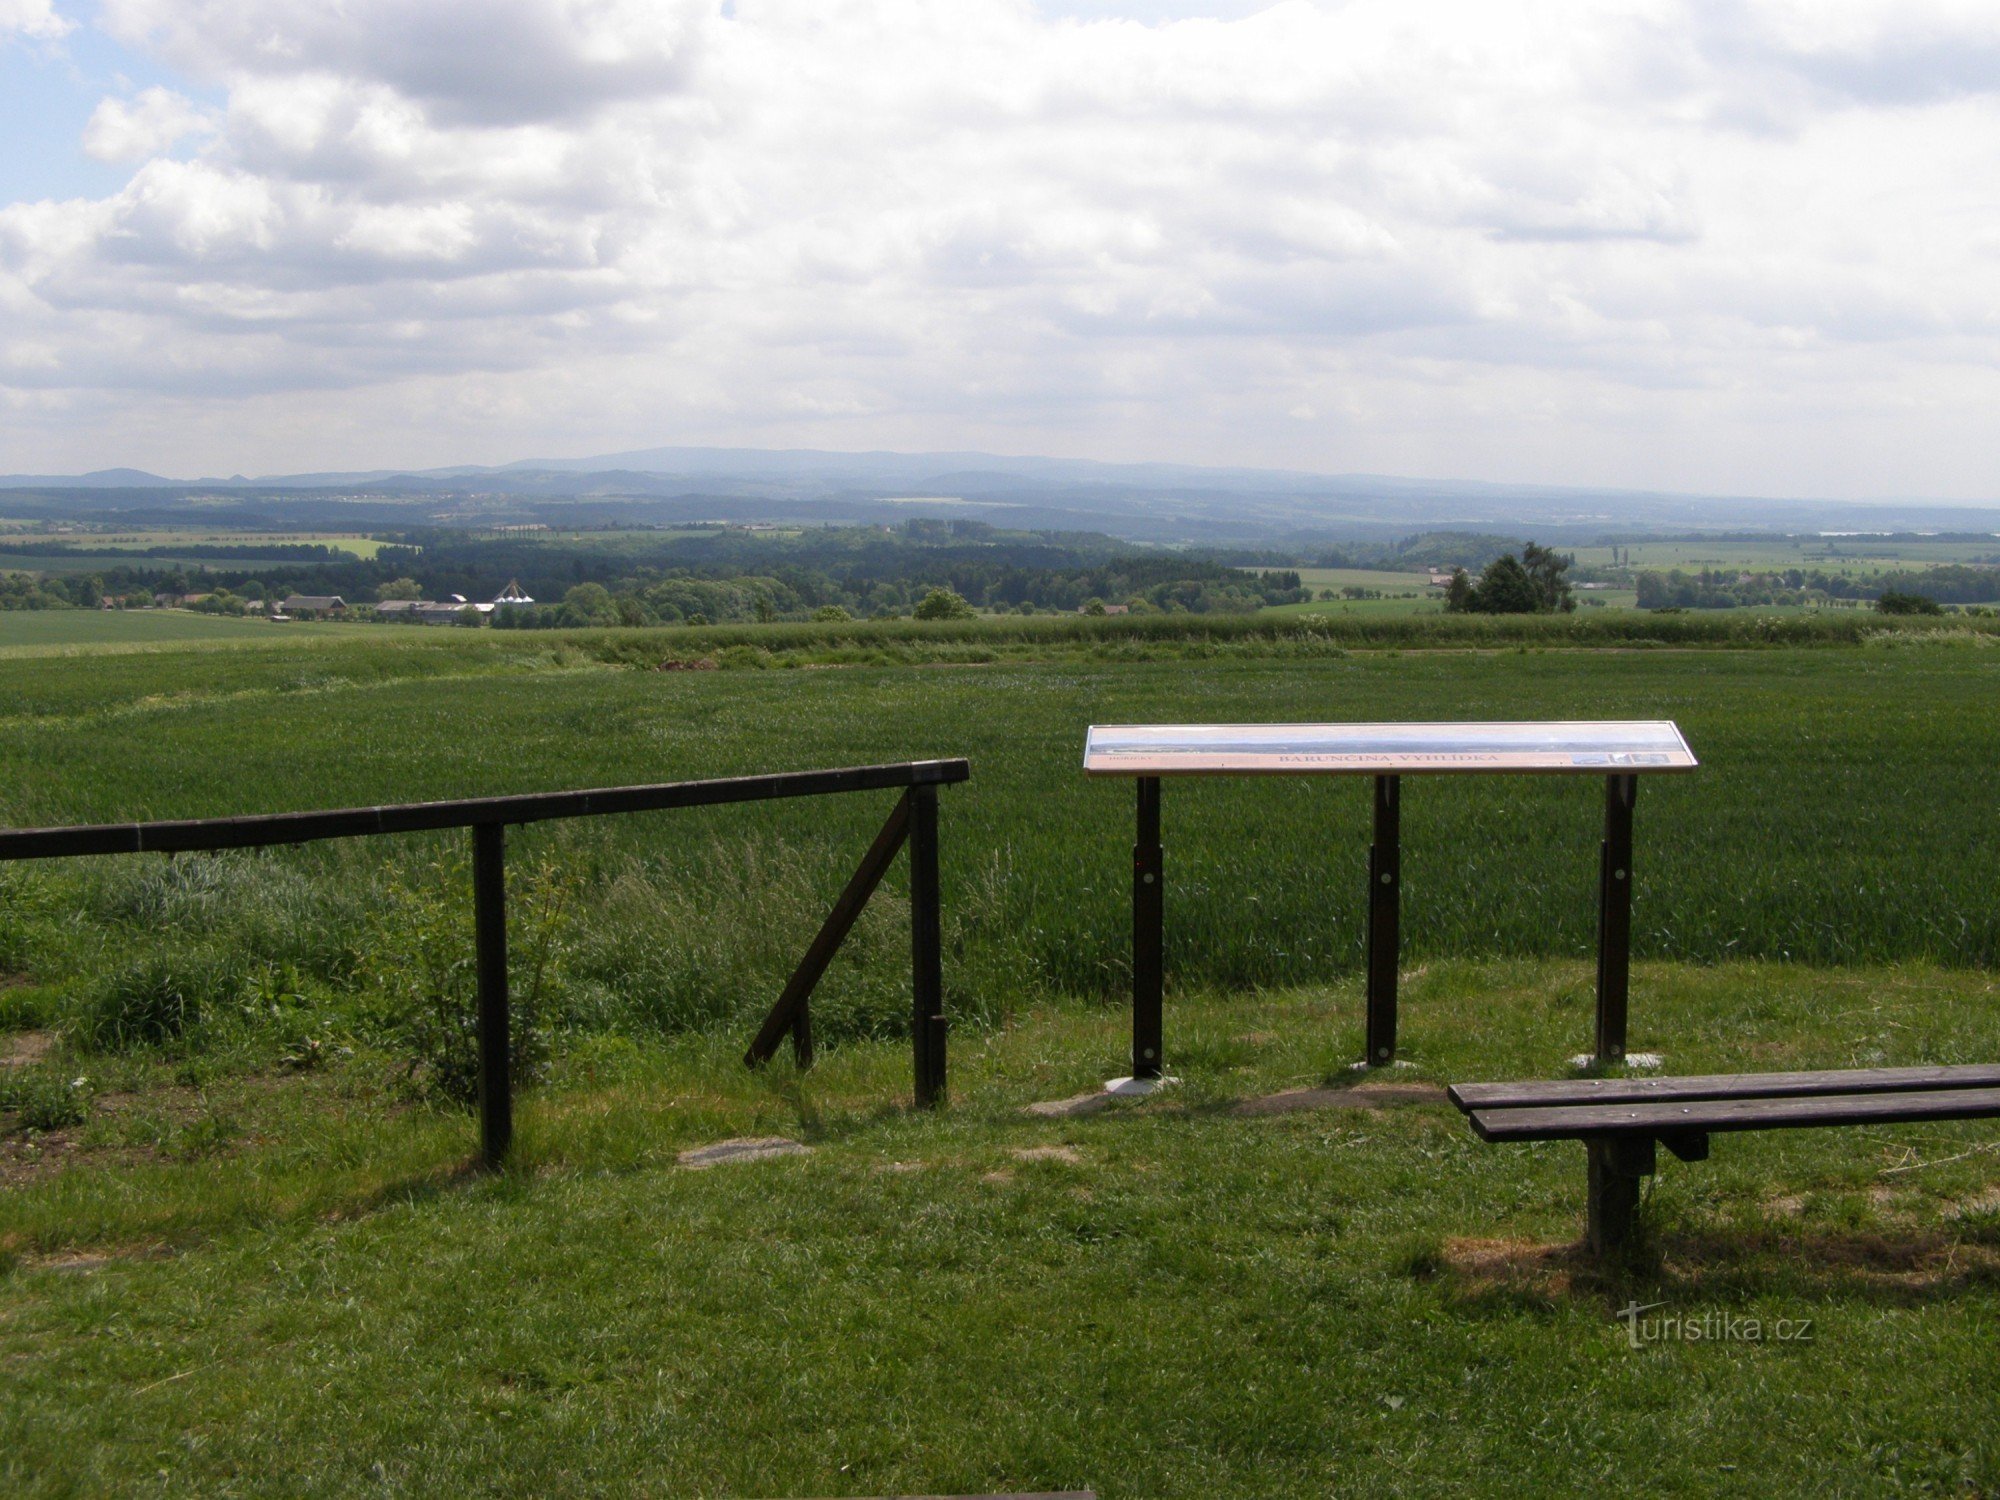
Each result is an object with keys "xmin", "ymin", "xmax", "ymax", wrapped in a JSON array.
[{"xmin": 1586, "ymin": 1135, "xmax": 1655, "ymax": 1257}]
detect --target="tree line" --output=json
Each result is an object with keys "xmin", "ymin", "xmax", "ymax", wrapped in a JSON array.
[
  {"xmin": 1635, "ymin": 564, "xmax": 2000, "ymax": 610},
  {"xmin": 1, "ymin": 522, "xmax": 1313, "ymax": 623}
]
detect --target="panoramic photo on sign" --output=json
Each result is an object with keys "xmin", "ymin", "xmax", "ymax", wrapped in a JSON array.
[{"xmin": 1083, "ymin": 721, "xmax": 1700, "ymax": 775}]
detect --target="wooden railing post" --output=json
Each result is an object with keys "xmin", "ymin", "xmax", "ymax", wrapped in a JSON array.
[
  {"xmin": 472, "ymin": 821, "xmax": 512, "ymax": 1168},
  {"xmin": 909, "ymin": 782, "xmax": 945, "ymax": 1106}
]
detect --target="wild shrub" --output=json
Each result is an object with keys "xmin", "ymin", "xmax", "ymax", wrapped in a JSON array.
[
  {"xmin": 83, "ymin": 949, "xmax": 247, "ymax": 1051},
  {"xmin": 361, "ymin": 853, "xmax": 573, "ymax": 1108},
  {"xmin": 0, "ymin": 1068, "xmax": 93, "ymax": 1132}
]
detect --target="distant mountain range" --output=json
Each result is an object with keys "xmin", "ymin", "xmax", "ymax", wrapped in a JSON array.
[{"xmin": 5, "ymin": 446, "xmax": 1998, "ymax": 545}]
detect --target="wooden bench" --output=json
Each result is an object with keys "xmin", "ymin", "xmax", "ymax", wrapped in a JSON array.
[{"xmin": 1448, "ymin": 1065, "xmax": 2000, "ymax": 1256}]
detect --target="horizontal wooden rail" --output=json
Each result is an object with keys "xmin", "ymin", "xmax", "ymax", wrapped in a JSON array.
[
  {"xmin": 0, "ymin": 758, "xmax": 971, "ymax": 1164},
  {"xmin": 0, "ymin": 760, "xmax": 969, "ymax": 861}
]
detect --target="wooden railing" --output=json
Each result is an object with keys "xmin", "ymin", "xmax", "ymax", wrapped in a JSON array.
[{"xmin": 0, "ymin": 759, "xmax": 972, "ymax": 1165}]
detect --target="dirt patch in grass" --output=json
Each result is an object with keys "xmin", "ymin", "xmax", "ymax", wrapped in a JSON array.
[
  {"xmin": 0, "ymin": 1130, "xmax": 95, "ymax": 1189},
  {"xmin": 0, "ymin": 1030, "xmax": 54, "ymax": 1069},
  {"xmin": 1658, "ymin": 1228, "xmax": 2000, "ymax": 1297},
  {"xmin": 1011, "ymin": 1144, "xmax": 1083, "ymax": 1164},
  {"xmin": 1441, "ymin": 1237, "xmax": 1583, "ymax": 1300},
  {"xmin": 22, "ymin": 1243, "xmax": 177, "ymax": 1276},
  {"xmin": 0, "ymin": 1073, "xmax": 286, "ymax": 1189},
  {"xmin": 1441, "ymin": 1224, "xmax": 2000, "ymax": 1306}
]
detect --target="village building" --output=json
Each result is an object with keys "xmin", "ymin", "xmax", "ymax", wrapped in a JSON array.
[
  {"xmin": 278, "ymin": 594, "xmax": 347, "ymax": 618},
  {"xmin": 376, "ymin": 583, "xmax": 532, "ymax": 626}
]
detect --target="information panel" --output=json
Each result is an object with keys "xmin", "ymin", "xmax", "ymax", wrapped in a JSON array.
[{"xmin": 1083, "ymin": 721, "xmax": 1698, "ymax": 776}]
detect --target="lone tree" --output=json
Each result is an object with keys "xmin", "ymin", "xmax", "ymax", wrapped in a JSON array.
[
  {"xmin": 1875, "ymin": 588, "xmax": 1943, "ymax": 616},
  {"xmin": 912, "ymin": 587, "xmax": 976, "ymax": 620},
  {"xmin": 1444, "ymin": 542, "xmax": 1576, "ymax": 615}
]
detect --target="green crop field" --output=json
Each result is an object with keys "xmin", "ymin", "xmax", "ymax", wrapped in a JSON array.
[
  {"xmin": 1259, "ymin": 594, "xmax": 1449, "ymax": 618},
  {"xmin": 1570, "ymin": 536, "xmax": 2000, "ymax": 574},
  {"xmin": 0, "ymin": 610, "xmax": 367, "ymax": 654},
  {"xmin": 2, "ymin": 619, "xmax": 1998, "ymax": 1495},
  {"xmin": 1289, "ymin": 566, "xmax": 1441, "ymax": 593}
]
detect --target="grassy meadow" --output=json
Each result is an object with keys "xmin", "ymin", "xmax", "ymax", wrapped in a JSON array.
[{"xmin": 2, "ymin": 616, "xmax": 1998, "ymax": 1495}]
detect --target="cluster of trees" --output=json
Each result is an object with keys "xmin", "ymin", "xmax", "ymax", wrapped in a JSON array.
[
  {"xmin": 1443, "ymin": 544, "xmax": 1576, "ymax": 614},
  {"xmin": 1635, "ymin": 570, "xmax": 1798, "ymax": 610},
  {"xmin": 0, "ymin": 572, "xmax": 81, "ymax": 610},
  {"xmin": 444, "ymin": 527, "xmax": 1311, "ymax": 627},
  {"xmin": 1635, "ymin": 564, "xmax": 2000, "ymax": 610},
  {"xmin": 182, "ymin": 589, "xmax": 266, "ymax": 615},
  {"xmin": 8, "ymin": 523, "xmax": 1314, "ymax": 626},
  {"xmin": 0, "ymin": 570, "xmax": 289, "ymax": 612},
  {"xmin": 1875, "ymin": 589, "xmax": 1945, "ymax": 616},
  {"xmin": 484, "ymin": 566, "xmax": 1300, "ymax": 630}
]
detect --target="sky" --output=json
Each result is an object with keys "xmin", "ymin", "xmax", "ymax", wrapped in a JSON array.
[{"xmin": 2, "ymin": 0, "xmax": 1999, "ymax": 500}]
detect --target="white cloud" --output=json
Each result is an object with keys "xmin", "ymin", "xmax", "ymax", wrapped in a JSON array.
[
  {"xmin": 2, "ymin": 0, "xmax": 2000, "ymax": 497},
  {"xmin": 0, "ymin": 0, "xmax": 70, "ymax": 41},
  {"xmin": 82, "ymin": 87, "xmax": 217, "ymax": 161},
  {"xmin": 98, "ymin": 0, "xmax": 713, "ymax": 124}
]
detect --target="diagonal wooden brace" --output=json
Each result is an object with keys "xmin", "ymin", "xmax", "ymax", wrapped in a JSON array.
[{"xmin": 744, "ymin": 791, "xmax": 913, "ymax": 1069}]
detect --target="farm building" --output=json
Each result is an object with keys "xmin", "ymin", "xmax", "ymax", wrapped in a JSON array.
[
  {"xmin": 375, "ymin": 584, "xmax": 531, "ymax": 625},
  {"xmin": 278, "ymin": 595, "xmax": 346, "ymax": 618}
]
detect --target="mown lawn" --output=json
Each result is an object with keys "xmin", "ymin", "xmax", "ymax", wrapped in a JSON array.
[{"xmin": 3, "ymin": 962, "xmax": 1998, "ymax": 1497}]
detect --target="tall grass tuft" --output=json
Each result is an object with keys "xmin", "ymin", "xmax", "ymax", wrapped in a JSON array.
[{"xmin": 82, "ymin": 948, "xmax": 247, "ymax": 1050}]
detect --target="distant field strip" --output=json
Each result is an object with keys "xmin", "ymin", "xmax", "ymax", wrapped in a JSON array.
[
  {"xmin": 0, "ymin": 530, "xmax": 392, "ymax": 557},
  {"xmin": 0, "ymin": 612, "xmax": 370, "ymax": 654}
]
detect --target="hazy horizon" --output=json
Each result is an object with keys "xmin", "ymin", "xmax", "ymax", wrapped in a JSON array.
[{"xmin": 6, "ymin": 2, "xmax": 2000, "ymax": 504}]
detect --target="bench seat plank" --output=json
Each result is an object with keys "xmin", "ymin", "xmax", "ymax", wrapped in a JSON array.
[
  {"xmin": 1468, "ymin": 1085, "xmax": 2000, "ymax": 1142},
  {"xmin": 1449, "ymin": 1064, "xmax": 2000, "ymax": 1113}
]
